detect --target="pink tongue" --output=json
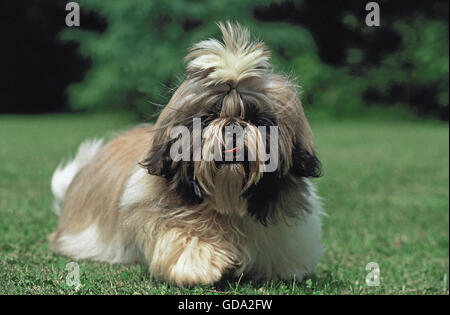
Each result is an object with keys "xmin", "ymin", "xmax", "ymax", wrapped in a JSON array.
[{"xmin": 223, "ymin": 147, "xmax": 237, "ymax": 153}]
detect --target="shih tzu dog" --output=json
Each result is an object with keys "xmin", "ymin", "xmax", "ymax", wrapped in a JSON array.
[{"xmin": 49, "ymin": 22, "xmax": 324, "ymax": 286}]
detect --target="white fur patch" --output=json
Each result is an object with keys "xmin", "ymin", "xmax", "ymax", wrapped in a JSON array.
[
  {"xmin": 57, "ymin": 225, "xmax": 135, "ymax": 264},
  {"xmin": 119, "ymin": 167, "xmax": 149, "ymax": 209},
  {"xmin": 51, "ymin": 139, "xmax": 104, "ymax": 214},
  {"xmin": 185, "ymin": 22, "xmax": 270, "ymax": 86},
  {"xmin": 239, "ymin": 178, "xmax": 324, "ymax": 281}
]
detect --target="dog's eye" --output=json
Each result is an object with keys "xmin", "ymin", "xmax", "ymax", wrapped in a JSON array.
[
  {"xmin": 255, "ymin": 117, "xmax": 276, "ymax": 126},
  {"xmin": 212, "ymin": 96, "xmax": 224, "ymax": 114},
  {"xmin": 243, "ymin": 101, "xmax": 259, "ymax": 122},
  {"xmin": 201, "ymin": 115, "xmax": 215, "ymax": 127}
]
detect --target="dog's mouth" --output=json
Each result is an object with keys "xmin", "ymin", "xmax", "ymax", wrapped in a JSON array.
[
  {"xmin": 219, "ymin": 146, "xmax": 243, "ymax": 163},
  {"xmin": 216, "ymin": 146, "xmax": 251, "ymax": 175},
  {"xmin": 223, "ymin": 147, "xmax": 237, "ymax": 154},
  {"xmin": 191, "ymin": 117, "xmax": 266, "ymax": 202}
]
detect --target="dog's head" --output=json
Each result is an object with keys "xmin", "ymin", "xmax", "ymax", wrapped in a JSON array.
[{"xmin": 141, "ymin": 22, "xmax": 321, "ymax": 224}]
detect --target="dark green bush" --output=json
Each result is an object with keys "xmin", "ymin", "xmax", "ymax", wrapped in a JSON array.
[{"xmin": 61, "ymin": 0, "xmax": 449, "ymax": 120}]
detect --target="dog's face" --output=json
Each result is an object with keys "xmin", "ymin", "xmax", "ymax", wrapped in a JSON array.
[{"xmin": 141, "ymin": 23, "xmax": 321, "ymax": 224}]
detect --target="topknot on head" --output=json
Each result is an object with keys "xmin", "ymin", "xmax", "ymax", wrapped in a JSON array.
[{"xmin": 185, "ymin": 22, "xmax": 271, "ymax": 86}]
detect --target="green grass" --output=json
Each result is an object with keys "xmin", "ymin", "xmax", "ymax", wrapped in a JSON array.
[{"xmin": 0, "ymin": 110, "xmax": 448, "ymax": 295}]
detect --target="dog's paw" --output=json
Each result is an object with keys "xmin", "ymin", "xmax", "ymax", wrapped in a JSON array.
[
  {"xmin": 149, "ymin": 234, "xmax": 235, "ymax": 286},
  {"xmin": 170, "ymin": 241, "xmax": 233, "ymax": 286},
  {"xmin": 167, "ymin": 257, "xmax": 224, "ymax": 286}
]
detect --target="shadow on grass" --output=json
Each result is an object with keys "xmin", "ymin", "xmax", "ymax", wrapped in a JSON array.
[{"xmin": 209, "ymin": 269, "xmax": 350, "ymax": 294}]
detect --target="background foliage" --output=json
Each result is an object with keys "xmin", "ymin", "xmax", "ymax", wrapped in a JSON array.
[
  {"xmin": 59, "ymin": 0, "xmax": 448, "ymax": 120},
  {"xmin": 2, "ymin": 0, "xmax": 448, "ymax": 120},
  {"xmin": 1, "ymin": 1, "xmax": 448, "ymax": 295}
]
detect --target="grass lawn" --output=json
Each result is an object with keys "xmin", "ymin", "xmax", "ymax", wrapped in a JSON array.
[{"xmin": 0, "ymin": 110, "xmax": 448, "ymax": 295}]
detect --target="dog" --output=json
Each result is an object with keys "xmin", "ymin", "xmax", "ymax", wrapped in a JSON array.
[{"xmin": 49, "ymin": 22, "xmax": 324, "ymax": 286}]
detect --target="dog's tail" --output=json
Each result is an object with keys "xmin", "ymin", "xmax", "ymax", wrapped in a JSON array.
[{"xmin": 51, "ymin": 139, "xmax": 104, "ymax": 215}]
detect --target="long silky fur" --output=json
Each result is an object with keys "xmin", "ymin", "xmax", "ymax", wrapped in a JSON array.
[{"xmin": 49, "ymin": 22, "xmax": 324, "ymax": 286}]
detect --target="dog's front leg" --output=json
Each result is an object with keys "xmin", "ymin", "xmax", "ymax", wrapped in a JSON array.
[{"xmin": 144, "ymin": 228, "xmax": 236, "ymax": 286}]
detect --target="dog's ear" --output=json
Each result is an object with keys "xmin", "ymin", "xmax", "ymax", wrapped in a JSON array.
[
  {"xmin": 291, "ymin": 146, "xmax": 322, "ymax": 178},
  {"xmin": 141, "ymin": 140, "xmax": 204, "ymax": 204},
  {"xmin": 262, "ymin": 73, "xmax": 322, "ymax": 178},
  {"xmin": 140, "ymin": 142, "xmax": 174, "ymax": 177}
]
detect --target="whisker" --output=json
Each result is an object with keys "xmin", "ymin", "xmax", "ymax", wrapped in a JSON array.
[{"xmin": 146, "ymin": 100, "xmax": 165, "ymax": 108}]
